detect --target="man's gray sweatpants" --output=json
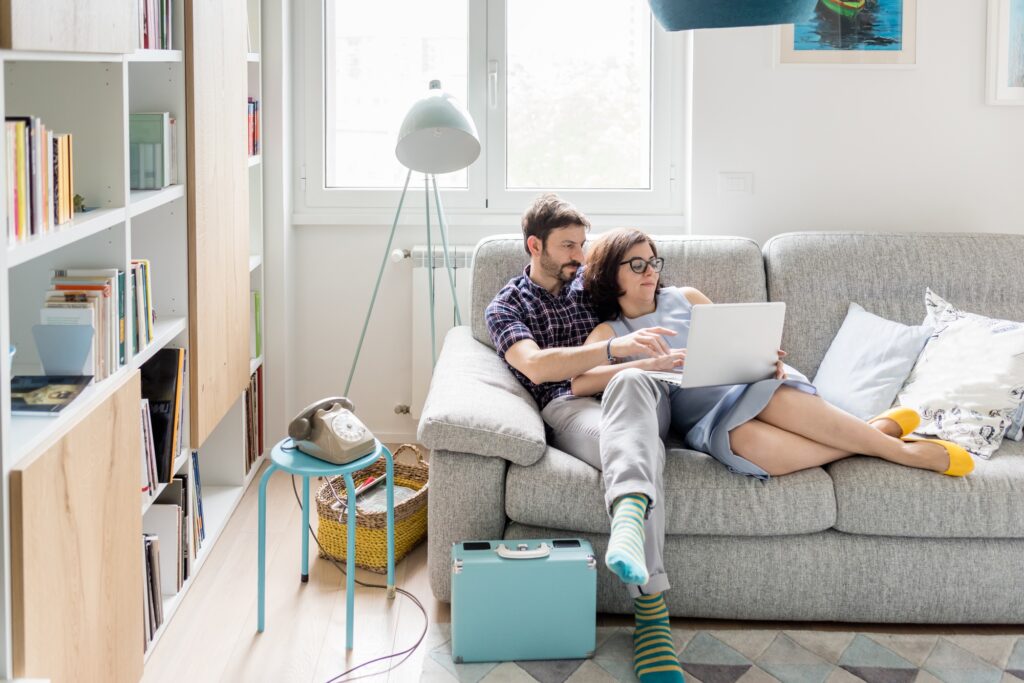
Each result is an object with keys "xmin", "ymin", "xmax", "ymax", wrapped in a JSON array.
[{"xmin": 541, "ymin": 368, "xmax": 672, "ymax": 598}]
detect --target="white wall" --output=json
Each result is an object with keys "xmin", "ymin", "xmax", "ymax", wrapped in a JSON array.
[
  {"xmin": 690, "ymin": 2, "xmax": 1024, "ymax": 244},
  {"xmin": 288, "ymin": 1, "xmax": 1023, "ymax": 441}
]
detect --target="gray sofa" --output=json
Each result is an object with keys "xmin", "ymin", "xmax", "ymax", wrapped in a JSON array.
[{"xmin": 417, "ymin": 231, "xmax": 1024, "ymax": 622}]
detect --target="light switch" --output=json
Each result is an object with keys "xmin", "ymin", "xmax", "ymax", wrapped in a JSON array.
[{"xmin": 718, "ymin": 172, "xmax": 754, "ymax": 195}]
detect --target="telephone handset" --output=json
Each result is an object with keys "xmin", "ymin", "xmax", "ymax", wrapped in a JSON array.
[{"xmin": 288, "ymin": 396, "xmax": 377, "ymax": 464}]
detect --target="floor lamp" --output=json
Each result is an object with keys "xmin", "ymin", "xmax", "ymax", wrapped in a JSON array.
[{"xmin": 345, "ymin": 80, "xmax": 481, "ymax": 395}]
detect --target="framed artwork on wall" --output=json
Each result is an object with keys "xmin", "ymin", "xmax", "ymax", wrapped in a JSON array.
[
  {"xmin": 987, "ymin": 0, "xmax": 1024, "ymax": 104},
  {"xmin": 778, "ymin": 0, "xmax": 918, "ymax": 66}
]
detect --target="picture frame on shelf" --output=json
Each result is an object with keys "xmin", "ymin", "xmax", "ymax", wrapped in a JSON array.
[
  {"xmin": 987, "ymin": 0, "xmax": 1024, "ymax": 104},
  {"xmin": 778, "ymin": 0, "xmax": 918, "ymax": 66}
]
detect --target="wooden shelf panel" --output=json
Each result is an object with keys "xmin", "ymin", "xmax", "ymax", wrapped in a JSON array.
[
  {"xmin": 129, "ymin": 185, "xmax": 186, "ymax": 218},
  {"xmin": 7, "ymin": 207, "xmax": 126, "ymax": 267},
  {"xmin": 128, "ymin": 49, "xmax": 183, "ymax": 63}
]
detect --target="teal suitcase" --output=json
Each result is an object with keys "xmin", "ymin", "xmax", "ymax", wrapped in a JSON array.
[{"xmin": 450, "ymin": 538, "xmax": 597, "ymax": 663}]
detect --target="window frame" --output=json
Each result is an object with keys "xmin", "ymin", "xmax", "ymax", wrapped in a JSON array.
[{"xmin": 296, "ymin": 0, "xmax": 689, "ymax": 222}]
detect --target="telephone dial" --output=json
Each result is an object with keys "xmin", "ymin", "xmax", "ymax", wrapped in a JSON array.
[{"xmin": 287, "ymin": 396, "xmax": 377, "ymax": 464}]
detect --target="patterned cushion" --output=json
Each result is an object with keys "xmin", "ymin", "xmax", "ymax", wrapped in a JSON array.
[
  {"xmin": 828, "ymin": 438, "xmax": 1024, "ymax": 538},
  {"xmin": 505, "ymin": 440, "xmax": 836, "ymax": 537},
  {"xmin": 897, "ymin": 288, "xmax": 1024, "ymax": 458}
]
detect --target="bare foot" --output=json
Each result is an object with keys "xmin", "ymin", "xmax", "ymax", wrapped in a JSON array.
[
  {"xmin": 868, "ymin": 417, "xmax": 903, "ymax": 439},
  {"xmin": 900, "ymin": 441, "xmax": 950, "ymax": 473}
]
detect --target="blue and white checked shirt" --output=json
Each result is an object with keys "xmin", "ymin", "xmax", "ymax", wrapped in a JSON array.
[{"xmin": 485, "ymin": 266, "xmax": 600, "ymax": 409}]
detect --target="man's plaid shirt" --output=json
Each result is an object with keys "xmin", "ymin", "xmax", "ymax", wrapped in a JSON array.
[{"xmin": 485, "ymin": 266, "xmax": 599, "ymax": 410}]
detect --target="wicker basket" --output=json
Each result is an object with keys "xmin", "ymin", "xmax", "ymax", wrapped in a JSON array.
[{"xmin": 315, "ymin": 444, "xmax": 428, "ymax": 573}]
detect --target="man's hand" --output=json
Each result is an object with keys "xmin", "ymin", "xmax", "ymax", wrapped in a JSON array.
[
  {"xmin": 776, "ymin": 349, "xmax": 788, "ymax": 380},
  {"xmin": 610, "ymin": 327, "xmax": 676, "ymax": 359},
  {"xmin": 643, "ymin": 349, "xmax": 686, "ymax": 372}
]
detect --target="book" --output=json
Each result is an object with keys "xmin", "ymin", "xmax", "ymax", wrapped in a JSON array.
[
  {"xmin": 130, "ymin": 113, "xmax": 172, "ymax": 189},
  {"xmin": 144, "ymin": 503, "xmax": 182, "ymax": 595},
  {"xmin": 250, "ymin": 290, "xmax": 262, "ymax": 358},
  {"xmin": 141, "ymin": 348, "xmax": 186, "ymax": 482},
  {"xmin": 10, "ymin": 375, "xmax": 92, "ymax": 415}
]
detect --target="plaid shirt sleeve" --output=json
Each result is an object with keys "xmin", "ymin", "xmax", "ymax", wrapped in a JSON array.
[{"xmin": 485, "ymin": 293, "xmax": 535, "ymax": 359}]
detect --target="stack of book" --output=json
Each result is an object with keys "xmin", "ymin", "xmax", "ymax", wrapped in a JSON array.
[
  {"xmin": 140, "ymin": 397, "xmax": 158, "ymax": 501},
  {"xmin": 130, "ymin": 112, "xmax": 177, "ymax": 190},
  {"xmin": 244, "ymin": 365, "xmax": 264, "ymax": 473},
  {"xmin": 247, "ymin": 98, "xmax": 260, "ymax": 157},
  {"xmin": 131, "ymin": 259, "xmax": 155, "ymax": 352},
  {"xmin": 139, "ymin": 0, "xmax": 173, "ymax": 50},
  {"xmin": 142, "ymin": 533, "xmax": 163, "ymax": 647},
  {"xmin": 5, "ymin": 116, "xmax": 74, "ymax": 244},
  {"xmin": 44, "ymin": 268, "xmax": 126, "ymax": 381},
  {"xmin": 141, "ymin": 347, "xmax": 186, "ymax": 484},
  {"xmin": 250, "ymin": 289, "xmax": 262, "ymax": 359}
]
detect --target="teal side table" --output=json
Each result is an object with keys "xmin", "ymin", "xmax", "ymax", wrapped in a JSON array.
[{"xmin": 257, "ymin": 437, "xmax": 395, "ymax": 649}]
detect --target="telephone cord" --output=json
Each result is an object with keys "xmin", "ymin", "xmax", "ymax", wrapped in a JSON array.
[{"xmin": 289, "ymin": 474, "xmax": 429, "ymax": 683}]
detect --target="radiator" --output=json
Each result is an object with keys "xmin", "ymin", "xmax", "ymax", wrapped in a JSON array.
[{"xmin": 410, "ymin": 245, "xmax": 473, "ymax": 419}]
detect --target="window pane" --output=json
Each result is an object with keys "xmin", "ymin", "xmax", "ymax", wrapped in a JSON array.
[
  {"xmin": 506, "ymin": 1, "xmax": 652, "ymax": 190},
  {"xmin": 325, "ymin": 1, "xmax": 468, "ymax": 189}
]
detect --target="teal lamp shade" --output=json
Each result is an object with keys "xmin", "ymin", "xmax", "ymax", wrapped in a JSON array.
[
  {"xmin": 395, "ymin": 80, "xmax": 480, "ymax": 174},
  {"xmin": 648, "ymin": 0, "xmax": 816, "ymax": 31}
]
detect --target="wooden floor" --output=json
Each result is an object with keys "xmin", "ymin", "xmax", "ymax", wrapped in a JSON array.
[
  {"xmin": 142, "ymin": 449, "xmax": 1024, "ymax": 683},
  {"xmin": 141, "ymin": 450, "xmax": 448, "ymax": 683}
]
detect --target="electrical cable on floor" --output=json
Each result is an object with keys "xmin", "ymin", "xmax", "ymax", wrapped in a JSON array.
[{"xmin": 289, "ymin": 474, "xmax": 429, "ymax": 683}]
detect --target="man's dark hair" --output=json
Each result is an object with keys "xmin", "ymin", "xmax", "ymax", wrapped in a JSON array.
[
  {"xmin": 520, "ymin": 193, "xmax": 591, "ymax": 254},
  {"xmin": 583, "ymin": 227, "xmax": 663, "ymax": 321}
]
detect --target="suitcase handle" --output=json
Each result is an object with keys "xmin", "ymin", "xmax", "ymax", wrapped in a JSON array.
[{"xmin": 495, "ymin": 543, "xmax": 551, "ymax": 560}]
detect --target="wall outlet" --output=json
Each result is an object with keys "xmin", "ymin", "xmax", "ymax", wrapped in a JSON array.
[{"xmin": 718, "ymin": 172, "xmax": 754, "ymax": 195}]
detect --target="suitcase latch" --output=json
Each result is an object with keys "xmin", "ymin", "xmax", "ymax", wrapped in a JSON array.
[
  {"xmin": 452, "ymin": 559, "xmax": 464, "ymax": 575},
  {"xmin": 587, "ymin": 554, "xmax": 597, "ymax": 569}
]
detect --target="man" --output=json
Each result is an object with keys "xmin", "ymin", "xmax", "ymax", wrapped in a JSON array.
[{"xmin": 485, "ymin": 193, "xmax": 688, "ymax": 682}]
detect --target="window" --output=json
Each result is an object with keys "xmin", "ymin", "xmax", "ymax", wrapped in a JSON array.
[{"xmin": 300, "ymin": 1, "xmax": 686, "ymax": 217}]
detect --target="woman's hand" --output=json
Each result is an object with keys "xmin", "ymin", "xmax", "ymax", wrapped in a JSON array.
[
  {"xmin": 643, "ymin": 349, "xmax": 686, "ymax": 372},
  {"xmin": 610, "ymin": 326, "xmax": 676, "ymax": 359},
  {"xmin": 776, "ymin": 349, "xmax": 788, "ymax": 380}
]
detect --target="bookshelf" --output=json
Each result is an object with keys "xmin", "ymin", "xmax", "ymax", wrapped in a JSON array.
[{"xmin": 0, "ymin": 0, "xmax": 268, "ymax": 680}]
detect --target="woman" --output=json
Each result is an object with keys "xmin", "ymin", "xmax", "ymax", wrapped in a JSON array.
[{"xmin": 576, "ymin": 227, "xmax": 974, "ymax": 479}]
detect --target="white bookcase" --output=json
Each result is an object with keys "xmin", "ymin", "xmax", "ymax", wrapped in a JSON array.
[{"xmin": 0, "ymin": 0, "xmax": 267, "ymax": 679}]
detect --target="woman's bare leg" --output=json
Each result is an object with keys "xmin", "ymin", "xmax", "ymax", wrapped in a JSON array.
[
  {"xmin": 754, "ymin": 387, "xmax": 949, "ymax": 472},
  {"xmin": 730, "ymin": 419, "xmax": 851, "ymax": 475}
]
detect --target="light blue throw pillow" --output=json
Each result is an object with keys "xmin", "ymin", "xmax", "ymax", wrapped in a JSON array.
[{"xmin": 812, "ymin": 302, "xmax": 933, "ymax": 421}]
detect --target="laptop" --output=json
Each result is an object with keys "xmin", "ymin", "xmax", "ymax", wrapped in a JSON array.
[{"xmin": 645, "ymin": 302, "xmax": 786, "ymax": 388}]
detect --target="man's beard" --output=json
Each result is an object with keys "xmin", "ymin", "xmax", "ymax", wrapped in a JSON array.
[{"xmin": 539, "ymin": 249, "xmax": 581, "ymax": 284}]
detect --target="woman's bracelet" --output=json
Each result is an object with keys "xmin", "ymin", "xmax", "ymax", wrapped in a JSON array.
[{"xmin": 606, "ymin": 337, "xmax": 616, "ymax": 363}]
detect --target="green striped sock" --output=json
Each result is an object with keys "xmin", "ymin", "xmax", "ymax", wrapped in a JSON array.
[
  {"xmin": 605, "ymin": 493, "xmax": 649, "ymax": 585},
  {"xmin": 633, "ymin": 593, "xmax": 685, "ymax": 682}
]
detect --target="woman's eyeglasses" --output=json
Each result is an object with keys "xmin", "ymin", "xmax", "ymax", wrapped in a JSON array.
[{"xmin": 619, "ymin": 256, "xmax": 665, "ymax": 274}]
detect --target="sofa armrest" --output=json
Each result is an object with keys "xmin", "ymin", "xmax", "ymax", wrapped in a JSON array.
[
  {"xmin": 427, "ymin": 450, "xmax": 509, "ymax": 603},
  {"xmin": 417, "ymin": 326, "xmax": 547, "ymax": 467}
]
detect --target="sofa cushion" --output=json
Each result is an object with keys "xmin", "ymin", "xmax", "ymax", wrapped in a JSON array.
[
  {"xmin": 417, "ymin": 327, "xmax": 547, "ymax": 466},
  {"xmin": 505, "ymin": 440, "xmax": 836, "ymax": 536},
  {"xmin": 764, "ymin": 232, "xmax": 1024, "ymax": 381},
  {"xmin": 828, "ymin": 438, "xmax": 1024, "ymax": 538},
  {"xmin": 471, "ymin": 234, "xmax": 769, "ymax": 348}
]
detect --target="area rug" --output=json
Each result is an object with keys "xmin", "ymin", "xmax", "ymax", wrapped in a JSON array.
[{"xmin": 420, "ymin": 623, "xmax": 1024, "ymax": 683}]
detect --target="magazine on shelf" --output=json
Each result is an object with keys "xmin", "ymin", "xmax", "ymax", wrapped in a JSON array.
[{"xmin": 10, "ymin": 375, "xmax": 93, "ymax": 415}]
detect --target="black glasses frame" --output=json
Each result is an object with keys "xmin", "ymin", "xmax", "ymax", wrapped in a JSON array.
[{"xmin": 619, "ymin": 256, "xmax": 665, "ymax": 274}]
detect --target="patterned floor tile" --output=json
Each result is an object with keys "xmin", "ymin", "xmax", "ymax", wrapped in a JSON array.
[
  {"xmin": 784, "ymin": 631, "xmax": 857, "ymax": 665},
  {"xmin": 592, "ymin": 656, "xmax": 639, "ymax": 683},
  {"xmin": 1008, "ymin": 638, "xmax": 1024, "ymax": 669},
  {"xmin": 757, "ymin": 633, "xmax": 836, "ymax": 683},
  {"xmin": 1005, "ymin": 673, "xmax": 1024, "ymax": 683},
  {"xmin": 915, "ymin": 671, "xmax": 944, "ymax": 683},
  {"xmin": 839, "ymin": 635, "xmax": 920, "ymax": 670},
  {"xmin": 924, "ymin": 638, "xmax": 1003, "ymax": 683},
  {"xmin": 514, "ymin": 658, "xmax": 586, "ymax": 683},
  {"xmin": 564, "ymin": 660, "xmax": 620, "ymax": 683},
  {"xmin": 711, "ymin": 630, "xmax": 781, "ymax": 661},
  {"xmin": 864, "ymin": 634, "xmax": 938, "ymax": 668},
  {"xmin": 945, "ymin": 636, "xmax": 1019, "ymax": 670},
  {"xmin": 736, "ymin": 665, "xmax": 782, "ymax": 682},
  {"xmin": 481, "ymin": 662, "xmax": 546, "ymax": 683},
  {"xmin": 422, "ymin": 653, "xmax": 461, "ymax": 682},
  {"xmin": 679, "ymin": 632, "xmax": 755, "ymax": 683},
  {"xmin": 825, "ymin": 668, "xmax": 863, "ymax": 683},
  {"xmin": 430, "ymin": 647, "xmax": 500, "ymax": 683}
]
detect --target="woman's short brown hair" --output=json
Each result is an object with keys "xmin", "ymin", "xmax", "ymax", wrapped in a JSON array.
[
  {"xmin": 521, "ymin": 193, "xmax": 591, "ymax": 254},
  {"xmin": 583, "ymin": 228, "xmax": 662, "ymax": 320}
]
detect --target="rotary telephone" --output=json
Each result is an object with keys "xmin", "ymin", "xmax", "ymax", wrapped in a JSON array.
[{"xmin": 287, "ymin": 396, "xmax": 377, "ymax": 464}]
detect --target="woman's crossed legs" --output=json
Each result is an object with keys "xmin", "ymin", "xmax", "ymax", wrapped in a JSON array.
[{"xmin": 730, "ymin": 386, "xmax": 951, "ymax": 476}]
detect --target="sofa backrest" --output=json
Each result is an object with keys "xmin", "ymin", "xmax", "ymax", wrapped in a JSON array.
[
  {"xmin": 764, "ymin": 231, "xmax": 1024, "ymax": 380},
  {"xmin": 471, "ymin": 233, "xmax": 768, "ymax": 348}
]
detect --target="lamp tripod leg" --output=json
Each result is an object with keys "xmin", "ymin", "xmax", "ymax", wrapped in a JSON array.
[
  {"xmin": 425, "ymin": 176, "xmax": 436, "ymax": 365},
  {"xmin": 430, "ymin": 175, "xmax": 462, "ymax": 328},
  {"xmin": 344, "ymin": 168, "xmax": 413, "ymax": 396}
]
